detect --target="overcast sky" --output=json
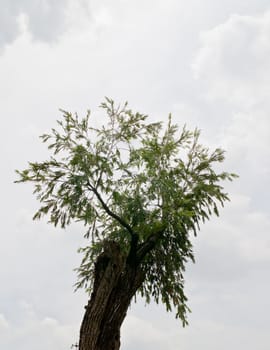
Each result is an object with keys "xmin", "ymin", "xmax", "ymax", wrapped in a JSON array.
[{"xmin": 1, "ymin": 0, "xmax": 270, "ymax": 349}]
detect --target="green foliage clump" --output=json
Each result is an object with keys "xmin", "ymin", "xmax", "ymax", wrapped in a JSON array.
[{"xmin": 16, "ymin": 98, "xmax": 237, "ymax": 326}]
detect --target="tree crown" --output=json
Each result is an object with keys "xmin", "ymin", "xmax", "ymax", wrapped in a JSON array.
[{"xmin": 16, "ymin": 98, "xmax": 237, "ymax": 325}]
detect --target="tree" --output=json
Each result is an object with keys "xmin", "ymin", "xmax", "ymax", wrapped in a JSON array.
[{"xmin": 16, "ymin": 98, "xmax": 237, "ymax": 350}]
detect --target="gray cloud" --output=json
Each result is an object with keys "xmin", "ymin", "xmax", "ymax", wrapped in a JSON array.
[
  {"xmin": 0, "ymin": 2, "xmax": 20, "ymax": 46},
  {"xmin": 0, "ymin": 0, "xmax": 89, "ymax": 48}
]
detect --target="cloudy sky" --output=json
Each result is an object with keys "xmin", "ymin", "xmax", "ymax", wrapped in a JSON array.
[{"xmin": 1, "ymin": 0, "xmax": 270, "ymax": 349}]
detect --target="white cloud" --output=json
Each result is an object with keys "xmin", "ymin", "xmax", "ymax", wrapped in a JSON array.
[
  {"xmin": 222, "ymin": 109, "xmax": 270, "ymax": 176},
  {"xmin": 192, "ymin": 10, "xmax": 270, "ymax": 213},
  {"xmin": 194, "ymin": 193, "xmax": 270, "ymax": 271},
  {"xmin": 122, "ymin": 315, "xmax": 168, "ymax": 349},
  {"xmin": 0, "ymin": 304, "xmax": 79, "ymax": 350},
  {"xmin": 193, "ymin": 11, "xmax": 270, "ymax": 107},
  {"xmin": 0, "ymin": 314, "xmax": 9, "ymax": 330}
]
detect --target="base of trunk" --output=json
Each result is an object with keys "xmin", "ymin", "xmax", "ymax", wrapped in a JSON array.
[{"xmin": 79, "ymin": 241, "xmax": 144, "ymax": 350}]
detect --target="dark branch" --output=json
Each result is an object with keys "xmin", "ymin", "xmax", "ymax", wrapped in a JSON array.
[
  {"xmin": 136, "ymin": 227, "xmax": 165, "ymax": 262},
  {"xmin": 127, "ymin": 233, "xmax": 139, "ymax": 266},
  {"xmin": 87, "ymin": 182, "xmax": 136, "ymax": 239}
]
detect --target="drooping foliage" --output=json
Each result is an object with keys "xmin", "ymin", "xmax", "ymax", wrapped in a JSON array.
[{"xmin": 16, "ymin": 98, "xmax": 237, "ymax": 325}]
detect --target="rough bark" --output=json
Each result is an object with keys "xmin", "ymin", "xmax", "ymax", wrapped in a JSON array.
[{"xmin": 79, "ymin": 241, "xmax": 144, "ymax": 350}]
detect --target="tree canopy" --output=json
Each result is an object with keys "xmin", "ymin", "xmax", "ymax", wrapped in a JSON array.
[{"xmin": 16, "ymin": 98, "xmax": 237, "ymax": 326}]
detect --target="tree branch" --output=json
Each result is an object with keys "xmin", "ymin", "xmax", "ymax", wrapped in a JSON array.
[
  {"xmin": 136, "ymin": 227, "xmax": 165, "ymax": 262},
  {"xmin": 87, "ymin": 182, "xmax": 136, "ymax": 239}
]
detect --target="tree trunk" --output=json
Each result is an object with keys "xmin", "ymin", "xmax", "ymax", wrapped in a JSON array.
[{"xmin": 79, "ymin": 241, "xmax": 144, "ymax": 350}]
